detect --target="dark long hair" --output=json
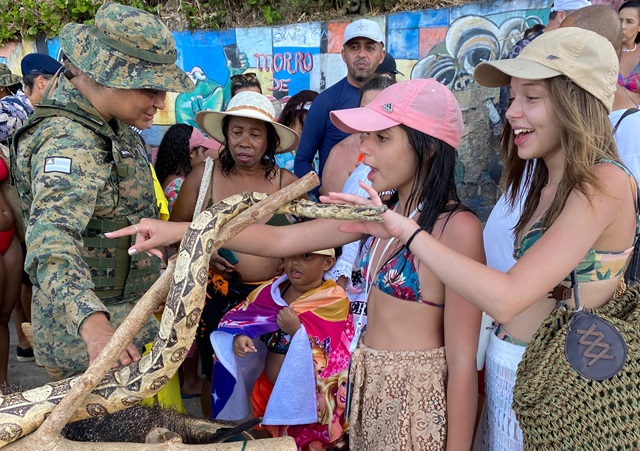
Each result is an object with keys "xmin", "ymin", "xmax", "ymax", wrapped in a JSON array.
[
  {"xmin": 388, "ymin": 125, "xmax": 468, "ymax": 234},
  {"xmin": 360, "ymin": 125, "xmax": 469, "ymax": 265},
  {"xmin": 154, "ymin": 124, "xmax": 193, "ymax": 185},
  {"xmin": 218, "ymin": 115, "xmax": 279, "ymax": 180},
  {"xmin": 359, "ymin": 74, "xmax": 395, "ymax": 103},
  {"xmin": 278, "ymin": 89, "xmax": 318, "ymax": 129}
]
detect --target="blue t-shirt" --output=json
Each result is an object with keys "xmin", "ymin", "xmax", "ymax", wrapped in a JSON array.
[{"xmin": 294, "ymin": 77, "xmax": 360, "ymax": 184}]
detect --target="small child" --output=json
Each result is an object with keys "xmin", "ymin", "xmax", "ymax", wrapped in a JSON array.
[{"xmin": 210, "ymin": 248, "xmax": 353, "ymax": 449}]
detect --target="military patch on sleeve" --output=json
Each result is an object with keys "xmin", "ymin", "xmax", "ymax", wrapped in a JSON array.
[{"xmin": 44, "ymin": 157, "xmax": 72, "ymax": 174}]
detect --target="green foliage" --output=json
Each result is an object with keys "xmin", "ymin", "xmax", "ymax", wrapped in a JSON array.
[{"xmin": 0, "ymin": 0, "xmax": 470, "ymax": 43}]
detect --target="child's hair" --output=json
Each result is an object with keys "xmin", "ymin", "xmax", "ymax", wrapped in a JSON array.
[
  {"xmin": 359, "ymin": 74, "xmax": 395, "ymax": 104},
  {"xmin": 154, "ymin": 124, "xmax": 193, "ymax": 185},
  {"xmin": 524, "ymin": 23, "xmax": 545, "ymax": 38},
  {"xmin": 278, "ymin": 90, "xmax": 318, "ymax": 130},
  {"xmin": 230, "ymin": 72, "xmax": 262, "ymax": 97},
  {"xmin": 503, "ymin": 75, "xmax": 619, "ymax": 235}
]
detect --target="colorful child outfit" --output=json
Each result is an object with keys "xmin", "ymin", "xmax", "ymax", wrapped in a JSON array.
[{"xmin": 210, "ymin": 275, "xmax": 354, "ymax": 449}]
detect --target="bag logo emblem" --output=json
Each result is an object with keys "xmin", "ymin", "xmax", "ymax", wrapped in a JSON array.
[
  {"xmin": 565, "ymin": 310, "xmax": 627, "ymax": 381},
  {"xmin": 576, "ymin": 323, "xmax": 615, "ymax": 366}
]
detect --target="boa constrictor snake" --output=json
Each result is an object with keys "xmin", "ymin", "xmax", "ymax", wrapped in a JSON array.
[{"xmin": 0, "ymin": 191, "xmax": 385, "ymax": 448}]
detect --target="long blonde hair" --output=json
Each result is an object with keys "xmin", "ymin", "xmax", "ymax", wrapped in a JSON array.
[{"xmin": 503, "ymin": 75, "xmax": 620, "ymax": 236}]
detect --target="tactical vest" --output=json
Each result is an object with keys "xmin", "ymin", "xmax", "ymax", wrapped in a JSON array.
[{"xmin": 13, "ymin": 101, "xmax": 161, "ymax": 304}]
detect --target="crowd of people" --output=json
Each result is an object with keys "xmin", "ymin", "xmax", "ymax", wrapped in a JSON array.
[{"xmin": 3, "ymin": 0, "xmax": 640, "ymax": 449}]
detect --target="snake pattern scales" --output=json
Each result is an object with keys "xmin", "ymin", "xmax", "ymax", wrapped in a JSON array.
[{"xmin": 0, "ymin": 192, "xmax": 385, "ymax": 447}]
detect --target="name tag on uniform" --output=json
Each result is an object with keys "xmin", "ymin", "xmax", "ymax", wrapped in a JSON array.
[{"xmin": 44, "ymin": 157, "xmax": 72, "ymax": 174}]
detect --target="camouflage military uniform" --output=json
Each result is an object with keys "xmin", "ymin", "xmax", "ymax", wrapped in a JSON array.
[{"xmin": 13, "ymin": 75, "xmax": 160, "ymax": 378}]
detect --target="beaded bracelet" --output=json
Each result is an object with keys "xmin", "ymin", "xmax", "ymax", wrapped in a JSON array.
[{"xmin": 405, "ymin": 226, "xmax": 423, "ymax": 250}]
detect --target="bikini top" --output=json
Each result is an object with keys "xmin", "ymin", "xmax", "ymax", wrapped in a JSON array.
[
  {"xmin": 618, "ymin": 61, "xmax": 640, "ymax": 94},
  {"xmin": 513, "ymin": 160, "xmax": 640, "ymax": 283},
  {"xmin": 359, "ymin": 235, "xmax": 444, "ymax": 308}
]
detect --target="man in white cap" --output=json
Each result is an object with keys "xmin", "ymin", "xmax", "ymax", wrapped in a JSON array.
[{"xmin": 294, "ymin": 18, "xmax": 385, "ymax": 195}]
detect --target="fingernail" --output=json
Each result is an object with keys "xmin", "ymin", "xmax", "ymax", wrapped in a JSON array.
[
  {"xmin": 128, "ymin": 248, "xmax": 138, "ymax": 255},
  {"xmin": 104, "ymin": 232, "xmax": 112, "ymax": 237}
]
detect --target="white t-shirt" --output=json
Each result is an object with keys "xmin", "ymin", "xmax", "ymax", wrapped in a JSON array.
[{"xmin": 610, "ymin": 108, "xmax": 640, "ymax": 182}]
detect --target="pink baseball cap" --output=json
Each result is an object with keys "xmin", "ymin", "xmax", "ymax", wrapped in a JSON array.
[
  {"xmin": 188, "ymin": 127, "xmax": 221, "ymax": 151},
  {"xmin": 330, "ymin": 78, "xmax": 463, "ymax": 148}
]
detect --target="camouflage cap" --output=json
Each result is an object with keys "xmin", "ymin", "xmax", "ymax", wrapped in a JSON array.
[
  {"xmin": 59, "ymin": 2, "xmax": 193, "ymax": 93},
  {"xmin": 0, "ymin": 63, "xmax": 22, "ymax": 87}
]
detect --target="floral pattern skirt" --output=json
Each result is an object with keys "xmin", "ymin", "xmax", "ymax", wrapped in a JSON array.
[{"xmin": 349, "ymin": 341, "xmax": 447, "ymax": 450}]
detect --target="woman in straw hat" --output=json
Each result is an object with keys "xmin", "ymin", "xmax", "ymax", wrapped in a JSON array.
[
  {"xmin": 12, "ymin": 2, "xmax": 193, "ymax": 380},
  {"xmin": 169, "ymin": 90, "xmax": 300, "ymax": 416},
  {"xmin": 110, "ymin": 78, "xmax": 484, "ymax": 450}
]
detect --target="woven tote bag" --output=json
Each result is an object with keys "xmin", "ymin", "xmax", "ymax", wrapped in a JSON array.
[{"xmin": 512, "ymin": 285, "xmax": 640, "ymax": 450}]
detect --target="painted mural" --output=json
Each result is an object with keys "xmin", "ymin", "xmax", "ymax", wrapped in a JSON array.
[{"xmin": 0, "ymin": 0, "xmax": 622, "ymax": 218}]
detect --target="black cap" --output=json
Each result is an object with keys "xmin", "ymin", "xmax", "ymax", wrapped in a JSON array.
[
  {"xmin": 376, "ymin": 53, "xmax": 403, "ymax": 76},
  {"xmin": 21, "ymin": 53, "xmax": 64, "ymax": 76}
]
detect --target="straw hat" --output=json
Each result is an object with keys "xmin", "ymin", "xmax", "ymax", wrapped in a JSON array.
[
  {"xmin": 59, "ymin": 2, "xmax": 193, "ymax": 92},
  {"xmin": 196, "ymin": 91, "xmax": 300, "ymax": 153},
  {"xmin": 0, "ymin": 63, "xmax": 21, "ymax": 87}
]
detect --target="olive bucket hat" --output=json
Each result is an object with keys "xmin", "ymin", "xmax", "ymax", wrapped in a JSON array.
[
  {"xmin": 59, "ymin": 2, "xmax": 193, "ymax": 92},
  {"xmin": 0, "ymin": 63, "xmax": 22, "ymax": 87}
]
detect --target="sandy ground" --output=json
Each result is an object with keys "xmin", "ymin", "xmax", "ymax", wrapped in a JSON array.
[{"xmin": 6, "ymin": 316, "xmax": 204, "ymax": 418}]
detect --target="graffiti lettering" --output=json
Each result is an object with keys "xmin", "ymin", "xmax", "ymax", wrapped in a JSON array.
[
  {"xmin": 254, "ymin": 52, "xmax": 313, "ymax": 74},
  {"xmin": 269, "ymin": 78, "xmax": 291, "ymax": 93}
]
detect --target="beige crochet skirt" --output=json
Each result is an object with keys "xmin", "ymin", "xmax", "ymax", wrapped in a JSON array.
[{"xmin": 349, "ymin": 341, "xmax": 447, "ymax": 450}]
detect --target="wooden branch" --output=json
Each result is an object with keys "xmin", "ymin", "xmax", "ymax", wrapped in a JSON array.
[
  {"xmin": 32, "ymin": 256, "xmax": 177, "ymax": 439},
  {"xmin": 31, "ymin": 172, "xmax": 319, "ymax": 442},
  {"xmin": 208, "ymin": 172, "xmax": 319, "ymax": 250}
]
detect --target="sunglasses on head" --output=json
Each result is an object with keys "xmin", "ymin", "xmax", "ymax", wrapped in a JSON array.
[{"xmin": 231, "ymin": 72, "xmax": 258, "ymax": 86}]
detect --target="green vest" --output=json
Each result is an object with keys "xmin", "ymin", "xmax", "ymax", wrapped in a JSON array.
[{"xmin": 13, "ymin": 101, "xmax": 161, "ymax": 303}]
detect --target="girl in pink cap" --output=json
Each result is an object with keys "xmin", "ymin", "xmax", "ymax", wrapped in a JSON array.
[
  {"xmin": 112, "ymin": 78, "xmax": 484, "ymax": 450},
  {"xmin": 333, "ymin": 28, "xmax": 640, "ymax": 450}
]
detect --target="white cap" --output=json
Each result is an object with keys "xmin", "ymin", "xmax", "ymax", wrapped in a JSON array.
[
  {"xmin": 344, "ymin": 19, "xmax": 384, "ymax": 45},
  {"xmin": 550, "ymin": 0, "xmax": 591, "ymax": 12}
]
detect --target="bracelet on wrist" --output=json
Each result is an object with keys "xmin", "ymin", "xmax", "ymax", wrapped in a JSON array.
[{"xmin": 405, "ymin": 226, "xmax": 424, "ymax": 250}]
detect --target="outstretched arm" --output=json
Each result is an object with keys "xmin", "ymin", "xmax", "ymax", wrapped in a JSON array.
[{"xmin": 326, "ymin": 165, "xmax": 634, "ymax": 323}]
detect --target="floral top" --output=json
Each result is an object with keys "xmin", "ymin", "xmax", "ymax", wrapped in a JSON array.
[
  {"xmin": 0, "ymin": 90, "xmax": 34, "ymax": 144},
  {"xmin": 163, "ymin": 176, "xmax": 184, "ymax": 213}
]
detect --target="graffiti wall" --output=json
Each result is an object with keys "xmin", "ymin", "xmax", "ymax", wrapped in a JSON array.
[{"xmin": 0, "ymin": 0, "xmax": 622, "ymax": 219}]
